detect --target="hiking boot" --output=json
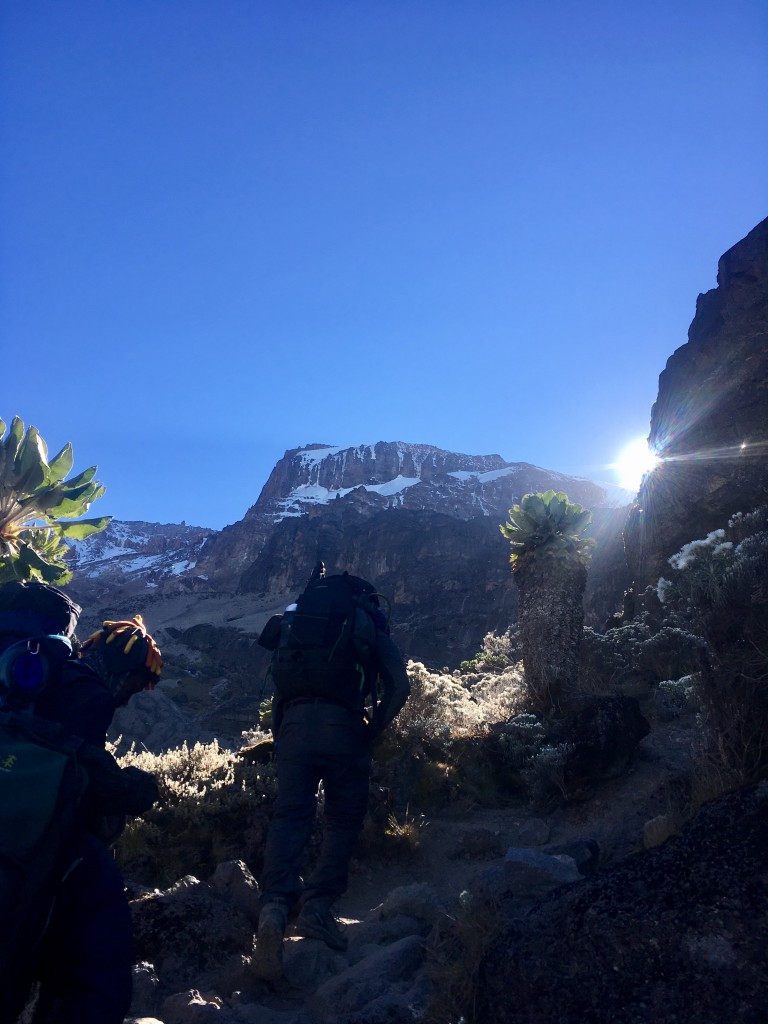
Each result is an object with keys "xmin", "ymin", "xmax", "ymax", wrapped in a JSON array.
[
  {"xmin": 295, "ymin": 900, "xmax": 348, "ymax": 951},
  {"xmin": 252, "ymin": 900, "xmax": 288, "ymax": 981}
]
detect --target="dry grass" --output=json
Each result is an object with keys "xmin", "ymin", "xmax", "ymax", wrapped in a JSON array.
[{"xmin": 424, "ymin": 895, "xmax": 505, "ymax": 1024}]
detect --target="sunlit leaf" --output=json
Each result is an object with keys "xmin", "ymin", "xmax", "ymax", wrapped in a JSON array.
[
  {"xmin": 61, "ymin": 465, "xmax": 97, "ymax": 489},
  {"xmin": 0, "ymin": 418, "xmax": 108, "ymax": 583},
  {"xmin": 58, "ymin": 516, "xmax": 112, "ymax": 540},
  {"xmin": 4, "ymin": 417, "xmax": 25, "ymax": 462},
  {"xmin": 47, "ymin": 443, "xmax": 74, "ymax": 483}
]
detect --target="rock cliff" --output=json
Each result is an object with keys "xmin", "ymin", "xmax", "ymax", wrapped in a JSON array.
[
  {"xmin": 207, "ymin": 442, "xmax": 622, "ymax": 665},
  {"xmin": 195, "ymin": 441, "xmax": 611, "ymax": 590},
  {"xmin": 625, "ymin": 217, "xmax": 768, "ymax": 588}
]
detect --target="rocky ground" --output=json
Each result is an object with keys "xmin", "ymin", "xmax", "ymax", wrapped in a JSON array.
[{"xmin": 121, "ymin": 705, "xmax": 709, "ymax": 1024}]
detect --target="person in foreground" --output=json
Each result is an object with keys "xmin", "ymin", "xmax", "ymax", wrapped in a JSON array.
[
  {"xmin": 253, "ymin": 564, "xmax": 410, "ymax": 981},
  {"xmin": 0, "ymin": 581, "xmax": 162, "ymax": 1024}
]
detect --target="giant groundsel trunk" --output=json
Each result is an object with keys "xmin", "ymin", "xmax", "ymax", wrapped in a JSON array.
[{"xmin": 514, "ymin": 554, "xmax": 588, "ymax": 710}]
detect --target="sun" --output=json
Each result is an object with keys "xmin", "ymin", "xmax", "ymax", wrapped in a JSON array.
[{"xmin": 614, "ymin": 437, "xmax": 659, "ymax": 492}]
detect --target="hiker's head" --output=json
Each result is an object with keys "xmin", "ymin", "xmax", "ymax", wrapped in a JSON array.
[
  {"xmin": 0, "ymin": 581, "xmax": 81, "ymax": 647},
  {"xmin": 80, "ymin": 614, "xmax": 163, "ymax": 706}
]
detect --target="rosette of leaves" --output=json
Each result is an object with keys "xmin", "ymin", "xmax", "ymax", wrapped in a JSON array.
[
  {"xmin": 500, "ymin": 491, "xmax": 593, "ymax": 710},
  {"xmin": 0, "ymin": 416, "xmax": 110, "ymax": 585},
  {"xmin": 501, "ymin": 490, "xmax": 594, "ymax": 568}
]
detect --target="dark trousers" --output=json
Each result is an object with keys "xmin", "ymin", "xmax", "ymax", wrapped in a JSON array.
[
  {"xmin": 260, "ymin": 701, "xmax": 371, "ymax": 909},
  {"xmin": 32, "ymin": 831, "xmax": 133, "ymax": 1024}
]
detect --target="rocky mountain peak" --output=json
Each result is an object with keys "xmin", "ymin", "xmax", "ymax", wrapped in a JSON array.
[
  {"xmin": 252, "ymin": 442, "xmax": 514, "ymax": 516},
  {"xmin": 65, "ymin": 519, "xmax": 213, "ymax": 616},
  {"xmin": 249, "ymin": 440, "xmax": 602, "ymax": 524}
]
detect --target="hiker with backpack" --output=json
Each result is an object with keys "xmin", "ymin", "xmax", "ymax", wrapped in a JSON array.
[
  {"xmin": 252, "ymin": 563, "xmax": 410, "ymax": 981},
  {"xmin": 0, "ymin": 581, "xmax": 162, "ymax": 1024}
]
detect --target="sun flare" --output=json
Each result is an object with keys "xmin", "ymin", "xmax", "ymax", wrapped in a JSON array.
[{"xmin": 614, "ymin": 438, "xmax": 659, "ymax": 492}]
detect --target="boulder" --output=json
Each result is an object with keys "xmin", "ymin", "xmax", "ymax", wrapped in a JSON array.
[
  {"xmin": 130, "ymin": 961, "xmax": 161, "ymax": 1017},
  {"xmin": 309, "ymin": 935, "xmax": 425, "ymax": 1021},
  {"xmin": 160, "ymin": 989, "xmax": 224, "ymax": 1023},
  {"xmin": 368, "ymin": 883, "xmax": 443, "ymax": 928},
  {"xmin": 503, "ymin": 848, "xmax": 582, "ymax": 894},
  {"xmin": 210, "ymin": 860, "xmax": 261, "ymax": 926},
  {"xmin": 512, "ymin": 817, "xmax": 551, "ymax": 846},
  {"xmin": 130, "ymin": 877, "xmax": 256, "ymax": 998},
  {"xmin": 452, "ymin": 827, "xmax": 504, "ymax": 860},
  {"xmin": 553, "ymin": 695, "xmax": 650, "ymax": 795}
]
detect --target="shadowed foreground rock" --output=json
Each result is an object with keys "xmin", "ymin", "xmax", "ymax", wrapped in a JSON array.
[
  {"xmin": 554, "ymin": 694, "xmax": 650, "ymax": 795},
  {"xmin": 478, "ymin": 782, "xmax": 768, "ymax": 1023}
]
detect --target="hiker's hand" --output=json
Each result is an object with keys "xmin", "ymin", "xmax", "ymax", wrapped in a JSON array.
[{"xmin": 92, "ymin": 814, "xmax": 128, "ymax": 846}]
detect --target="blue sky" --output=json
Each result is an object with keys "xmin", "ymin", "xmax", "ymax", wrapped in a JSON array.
[{"xmin": 1, "ymin": 1, "xmax": 766, "ymax": 529}]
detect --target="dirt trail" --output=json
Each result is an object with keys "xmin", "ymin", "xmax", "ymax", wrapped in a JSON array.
[{"xmin": 337, "ymin": 711, "xmax": 694, "ymax": 923}]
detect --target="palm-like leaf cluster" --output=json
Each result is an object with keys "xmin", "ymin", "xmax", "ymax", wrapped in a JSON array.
[
  {"xmin": 500, "ymin": 489, "xmax": 594, "ymax": 568},
  {"xmin": 0, "ymin": 416, "xmax": 110, "ymax": 585}
]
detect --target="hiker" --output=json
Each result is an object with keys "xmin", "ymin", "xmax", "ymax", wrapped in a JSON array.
[
  {"xmin": 0, "ymin": 581, "xmax": 161, "ymax": 1024},
  {"xmin": 253, "ymin": 563, "xmax": 410, "ymax": 980}
]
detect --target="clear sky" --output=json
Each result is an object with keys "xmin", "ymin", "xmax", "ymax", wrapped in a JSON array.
[{"xmin": 1, "ymin": 1, "xmax": 766, "ymax": 529}]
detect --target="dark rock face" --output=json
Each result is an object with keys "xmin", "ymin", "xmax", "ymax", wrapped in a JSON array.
[
  {"xmin": 240, "ymin": 503, "xmax": 521, "ymax": 666},
  {"xmin": 220, "ymin": 444, "xmax": 625, "ymax": 665},
  {"xmin": 256, "ymin": 441, "xmax": 511, "ymax": 502},
  {"xmin": 65, "ymin": 519, "xmax": 212, "ymax": 616},
  {"xmin": 478, "ymin": 782, "xmax": 768, "ymax": 1023},
  {"xmin": 197, "ymin": 442, "xmax": 610, "ymax": 591},
  {"xmin": 626, "ymin": 218, "xmax": 768, "ymax": 588}
]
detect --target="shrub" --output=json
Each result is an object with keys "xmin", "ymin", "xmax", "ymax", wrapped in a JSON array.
[
  {"xmin": 114, "ymin": 736, "xmax": 277, "ymax": 887},
  {"xmin": 522, "ymin": 741, "xmax": 577, "ymax": 807},
  {"xmin": 655, "ymin": 675, "xmax": 699, "ymax": 720},
  {"xmin": 376, "ymin": 660, "xmax": 529, "ymax": 813},
  {"xmin": 390, "ymin": 661, "xmax": 526, "ymax": 751},
  {"xmin": 459, "ymin": 628, "xmax": 521, "ymax": 675},
  {"xmin": 580, "ymin": 620, "xmax": 706, "ymax": 694},
  {"xmin": 660, "ymin": 507, "xmax": 768, "ymax": 788},
  {"xmin": 496, "ymin": 712, "xmax": 546, "ymax": 771}
]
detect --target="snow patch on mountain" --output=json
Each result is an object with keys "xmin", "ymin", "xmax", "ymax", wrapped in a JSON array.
[
  {"xmin": 276, "ymin": 474, "xmax": 422, "ymax": 516},
  {"xmin": 67, "ymin": 520, "xmax": 212, "ymax": 585}
]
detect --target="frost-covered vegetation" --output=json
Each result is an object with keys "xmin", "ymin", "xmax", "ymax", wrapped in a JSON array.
[
  {"xmin": 581, "ymin": 505, "xmax": 768, "ymax": 796},
  {"xmin": 114, "ymin": 736, "xmax": 277, "ymax": 887},
  {"xmin": 662, "ymin": 507, "xmax": 768, "ymax": 790}
]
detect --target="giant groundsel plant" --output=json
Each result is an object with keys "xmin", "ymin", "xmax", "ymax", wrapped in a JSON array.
[
  {"xmin": 501, "ymin": 490, "xmax": 594, "ymax": 710},
  {"xmin": 0, "ymin": 416, "xmax": 110, "ymax": 585}
]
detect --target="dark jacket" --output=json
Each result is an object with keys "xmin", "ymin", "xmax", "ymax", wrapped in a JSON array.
[
  {"xmin": 367, "ymin": 630, "xmax": 410, "ymax": 740},
  {"xmin": 35, "ymin": 660, "xmax": 158, "ymax": 823},
  {"xmin": 262, "ymin": 611, "xmax": 410, "ymax": 741}
]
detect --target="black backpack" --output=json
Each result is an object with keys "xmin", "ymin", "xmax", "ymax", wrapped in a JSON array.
[{"xmin": 271, "ymin": 572, "xmax": 380, "ymax": 710}]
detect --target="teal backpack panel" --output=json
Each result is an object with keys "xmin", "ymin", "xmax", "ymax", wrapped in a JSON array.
[
  {"xmin": 0, "ymin": 712, "xmax": 89, "ymax": 1018},
  {"xmin": 0, "ymin": 734, "xmax": 72, "ymax": 856}
]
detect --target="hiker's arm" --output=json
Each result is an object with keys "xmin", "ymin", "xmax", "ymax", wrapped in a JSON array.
[
  {"xmin": 368, "ymin": 634, "xmax": 410, "ymax": 741},
  {"xmin": 80, "ymin": 744, "xmax": 159, "ymax": 816}
]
